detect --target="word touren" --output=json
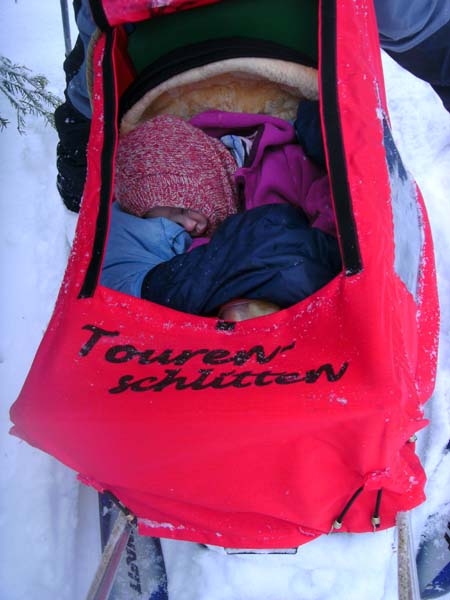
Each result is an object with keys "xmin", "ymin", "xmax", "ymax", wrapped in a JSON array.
[{"xmin": 79, "ymin": 324, "xmax": 349, "ymax": 394}]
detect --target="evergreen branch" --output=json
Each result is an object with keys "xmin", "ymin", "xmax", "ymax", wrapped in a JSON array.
[{"xmin": 0, "ymin": 55, "xmax": 62, "ymax": 134}]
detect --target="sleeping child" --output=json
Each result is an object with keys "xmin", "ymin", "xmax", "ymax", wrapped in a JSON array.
[{"xmin": 101, "ymin": 112, "xmax": 341, "ymax": 315}]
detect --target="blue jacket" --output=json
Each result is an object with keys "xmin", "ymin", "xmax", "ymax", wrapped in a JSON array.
[
  {"xmin": 375, "ymin": 0, "xmax": 450, "ymax": 51},
  {"xmin": 142, "ymin": 204, "xmax": 341, "ymax": 315}
]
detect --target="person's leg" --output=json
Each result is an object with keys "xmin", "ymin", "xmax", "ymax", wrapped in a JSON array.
[
  {"xmin": 66, "ymin": 0, "xmax": 96, "ymax": 119},
  {"xmin": 54, "ymin": 101, "xmax": 91, "ymax": 212},
  {"xmin": 386, "ymin": 19, "xmax": 450, "ymax": 112},
  {"xmin": 54, "ymin": 0, "xmax": 95, "ymax": 212}
]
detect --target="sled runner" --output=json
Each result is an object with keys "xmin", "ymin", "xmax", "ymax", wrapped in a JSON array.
[{"xmin": 10, "ymin": 0, "xmax": 439, "ymax": 559}]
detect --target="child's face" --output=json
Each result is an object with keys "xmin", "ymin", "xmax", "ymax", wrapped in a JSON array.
[{"xmin": 144, "ymin": 206, "xmax": 209, "ymax": 237}]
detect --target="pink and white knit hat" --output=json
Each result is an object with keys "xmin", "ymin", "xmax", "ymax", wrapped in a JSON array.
[{"xmin": 115, "ymin": 115, "xmax": 239, "ymax": 234}]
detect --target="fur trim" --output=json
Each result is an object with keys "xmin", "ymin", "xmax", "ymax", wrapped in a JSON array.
[{"xmin": 120, "ymin": 57, "xmax": 318, "ymax": 135}]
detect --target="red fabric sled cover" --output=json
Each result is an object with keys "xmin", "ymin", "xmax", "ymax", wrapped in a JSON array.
[
  {"xmin": 10, "ymin": 0, "xmax": 439, "ymax": 548},
  {"xmin": 100, "ymin": 0, "xmax": 221, "ymax": 26}
]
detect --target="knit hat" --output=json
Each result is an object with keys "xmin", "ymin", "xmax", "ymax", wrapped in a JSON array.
[{"xmin": 115, "ymin": 115, "xmax": 239, "ymax": 234}]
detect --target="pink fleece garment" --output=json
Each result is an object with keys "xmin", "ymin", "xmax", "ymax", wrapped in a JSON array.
[{"xmin": 190, "ymin": 110, "xmax": 336, "ymax": 238}]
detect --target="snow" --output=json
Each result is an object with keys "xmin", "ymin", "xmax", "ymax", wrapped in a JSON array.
[{"xmin": 0, "ymin": 2, "xmax": 449, "ymax": 599}]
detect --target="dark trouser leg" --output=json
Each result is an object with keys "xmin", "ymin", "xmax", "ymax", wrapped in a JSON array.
[
  {"xmin": 54, "ymin": 0, "xmax": 93, "ymax": 212},
  {"xmin": 54, "ymin": 100, "xmax": 90, "ymax": 212}
]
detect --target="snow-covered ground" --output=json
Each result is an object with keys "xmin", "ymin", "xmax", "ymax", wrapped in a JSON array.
[{"xmin": 0, "ymin": 2, "xmax": 449, "ymax": 599}]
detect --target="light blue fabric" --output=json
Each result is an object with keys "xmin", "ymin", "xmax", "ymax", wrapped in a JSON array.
[
  {"xmin": 220, "ymin": 134, "xmax": 252, "ymax": 167},
  {"xmin": 375, "ymin": 0, "xmax": 450, "ymax": 52},
  {"xmin": 101, "ymin": 203, "xmax": 192, "ymax": 297},
  {"xmin": 67, "ymin": 0, "xmax": 96, "ymax": 118}
]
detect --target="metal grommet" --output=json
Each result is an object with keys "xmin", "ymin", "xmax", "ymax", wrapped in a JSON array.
[{"xmin": 371, "ymin": 516, "xmax": 381, "ymax": 529}]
